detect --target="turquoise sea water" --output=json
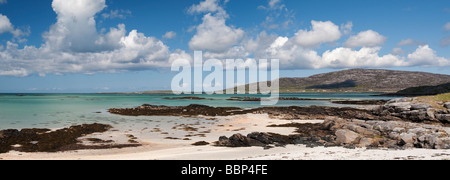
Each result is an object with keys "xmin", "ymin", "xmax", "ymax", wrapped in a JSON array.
[{"xmin": 0, "ymin": 93, "xmax": 392, "ymax": 129}]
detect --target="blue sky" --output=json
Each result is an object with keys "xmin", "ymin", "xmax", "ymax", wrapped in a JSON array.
[{"xmin": 0, "ymin": 0, "xmax": 449, "ymax": 93}]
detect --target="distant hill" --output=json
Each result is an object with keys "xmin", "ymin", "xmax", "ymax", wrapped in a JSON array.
[
  {"xmin": 383, "ymin": 83, "xmax": 450, "ymax": 96},
  {"xmin": 235, "ymin": 69, "xmax": 450, "ymax": 93}
]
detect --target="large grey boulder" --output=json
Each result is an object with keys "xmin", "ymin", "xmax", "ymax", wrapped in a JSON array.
[
  {"xmin": 373, "ymin": 121, "xmax": 400, "ymax": 132},
  {"xmin": 438, "ymin": 138, "xmax": 450, "ymax": 149},
  {"xmin": 335, "ymin": 129, "xmax": 360, "ymax": 144},
  {"xmin": 322, "ymin": 117, "xmax": 347, "ymax": 131},
  {"xmin": 384, "ymin": 102, "xmax": 412, "ymax": 112},
  {"xmin": 436, "ymin": 114, "xmax": 450, "ymax": 123},
  {"xmin": 389, "ymin": 132, "xmax": 400, "ymax": 140},
  {"xmin": 387, "ymin": 98, "xmax": 415, "ymax": 103},
  {"xmin": 427, "ymin": 108, "xmax": 436, "ymax": 120},
  {"xmin": 417, "ymin": 134, "xmax": 450, "ymax": 149},
  {"xmin": 358, "ymin": 138, "xmax": 380, "ymax": 147},
  {"xmin": 445, "ymin": 102, "xmax": 450, "ymax": 109},
  {"xmin": 408, "ymin": 128, "xmax": 428, "ymax": 137},
  {"xmin": 410, "ymin": 103, "xmax": 432, "ymax": 111},
  {"xmin": 344, "ymin": 124, "xmax": 380, "ymax": 136},
  {"xmin": 399, "ymin": 133, "xmax": 416, "ymax": 146}
]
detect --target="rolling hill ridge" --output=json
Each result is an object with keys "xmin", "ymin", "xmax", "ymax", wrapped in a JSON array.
[{"xmin": 240, "ymin": 69, "xmax": 450, "ymax": 93}]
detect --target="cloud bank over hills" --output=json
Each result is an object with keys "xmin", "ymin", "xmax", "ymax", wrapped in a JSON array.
[{"xmin": 0, "ymin": 0, "xmax": 449, "ymax": 77}]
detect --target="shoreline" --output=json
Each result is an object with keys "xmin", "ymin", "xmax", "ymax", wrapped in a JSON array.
[
  {"xmin": 3, "ymin": 144, "xmax": 450, "ymax": 160},
  {"xmin": 1, "ymin": 113, "xmax": 450, "ymax": 160},
  {"xmin": 2, "ymin": 96, "xmax": 450, "ymax": 160},
  {"xmin": 0, "ymin": 114, "xmax": 298, "ymax": 160},
  {"xmin": 0, "ymin": 92, "xmax": 391, "ymax": 95}
]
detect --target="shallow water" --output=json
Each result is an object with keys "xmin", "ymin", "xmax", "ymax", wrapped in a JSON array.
[{"xmin": 0, "ymin": 93, "xmax": 391, "ymax": 129}]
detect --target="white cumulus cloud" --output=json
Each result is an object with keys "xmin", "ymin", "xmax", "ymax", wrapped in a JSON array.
[
  {"xmin": 188, "ymin": 0, "xmax": 224, "ymax": 14},
  {"xmin": 1, "ymin": 0, "xmax": 449, "ymax": 77},
  {"xmin": 189, "ymin": 13, "xmax": 244, "ymax": 53},
  {"xmin": 407, "ymin": 45, "xmax": 450, "ymax": 66},
  {"xmin": 163, "ymin": 31, "xmax": 177, "ymax": 39},
  {"xmin": 0, "ymin": 14, "xmax": 13, "ymax": 34},
  {"xmin": 238, "ymin": 23, "xmax": 449, "ymax": 70},
  {"xmin": 0, "ymin": 14, "xmax": 26, "ymax": 37},
  {"xmin": 293, "ymin": 20, "xmax": 342, "ymax": 48},
  {"xmin": 320, "ymin": 47, "xmax": 407, "ymax": 68},
  {"xmin": 344, "ymin": 30, "xmax": 387, "ymax": 48},
  {"xmin": 43, "ymin": 0, "xmax": 108, "ymax": 52},
  {"xmin": 0, "ymin": 0, "xmax": 185, "ymax": 77},
  {"xmin": 188, "ymin": 0, "xmax": 244, "ymax": 54}
]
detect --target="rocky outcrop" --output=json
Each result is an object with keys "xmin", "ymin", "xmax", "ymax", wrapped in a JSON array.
[
  {"xmin": 217, "ymin": 117, "xmax": 450, "ymax": 150},
  {"xmin": 259, "ymin": 106, "xmax": 388, "ymax": 121},
  {"xmin": 373, "ymin": 98, "xmax": 450, "ymax": 124},
  {"xmin": 217, "ymin": 133, "xmax": 290, "ymax": 148},
  {"xmin": 332, "ymin": 100, "xmax": 389, "ymax": 105},
  {"xmin": 113, "ymin": 98, "xmax": 450, "ymax": 150},
  {"xmin": 226, "ymin": 97, "xmax": 342, "ymax": 102},
  {"xmin": 324, "ymin": 117, "xmax": 450, "ymax": 149},
  {"xmin": 109, "ymin": 104, "xmax": 253, "ymax": 117},
  {"xmin": 110, "ymin": 104, "xmax": 387, "ymax": 121},
  {"xmin": 163, "ymin": 97, "xmax": 214, "ymax": 100},
  {"xmin": 217, "ymin": 128, "xmax": 338, "ymax": 149},
  {"xmin": 111, "ymin": 100, "xmax": 449, "ymax": 124},
  {"xmin": 130, "ymin": 101, "xmax": 449, "ymax": 125}
]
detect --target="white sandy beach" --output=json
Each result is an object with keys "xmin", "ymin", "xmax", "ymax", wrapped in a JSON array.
[{"xmin": 1, "ymin": 114, "xmax": 450, "ymax": 160}]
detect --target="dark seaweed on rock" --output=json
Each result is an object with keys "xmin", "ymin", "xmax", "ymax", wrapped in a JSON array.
[
  {"xmin": 258, "ymin": 106, "xmax": 384, "ymax": 121},
  {"xmin": 109, "ymin": 104, "xmax": 254, "ymax": 117},
  {"xmin": 226, "ymin": 97, "xmax": 336, "ymax": 102},
  {"xmin": 109, "ymin": 104, "xmax": 412, "ymax": 123},
  {"xmin": 192, "ymin": 141, "xmax": 210, "ymax": 146},
  {"xmin": 0, "ymin": 123, "xmax": 140, "ymax": 154},
  {"xmin": 109, "ymin": 104, "xmax": 378, "ymax": 119},
  {"xmin": 216, "ymin": 128, "xmax": 337, "ymax": 149},
  {"xmin": 163, "ymin": 97, "xmax": 215, "ymax": 100},
  {"xmin": 332, "ymin": 100, "xmax": 389, "ymax": 105}
]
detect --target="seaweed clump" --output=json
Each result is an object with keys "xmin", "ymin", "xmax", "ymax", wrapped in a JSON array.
[{"xmin": 0, "ymin": 123, "xmax": 113, "ymax": 153}]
